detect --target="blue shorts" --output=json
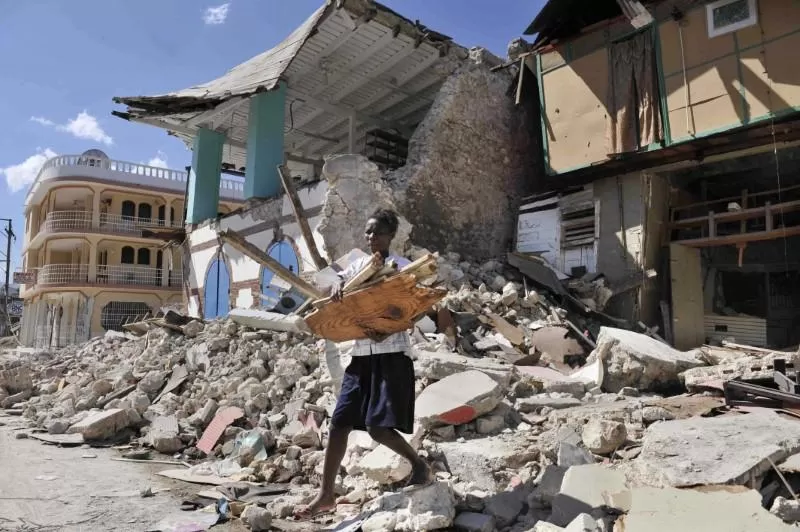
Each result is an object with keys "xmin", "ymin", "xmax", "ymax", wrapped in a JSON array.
[{"xmin": 330, "ymin": 352, "xmax": 415, "ymax": 434}]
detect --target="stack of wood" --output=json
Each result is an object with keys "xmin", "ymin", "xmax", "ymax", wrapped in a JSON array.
[{"xmin": 217, "ymin": 228, "xmax": 446, "ymax": 343}]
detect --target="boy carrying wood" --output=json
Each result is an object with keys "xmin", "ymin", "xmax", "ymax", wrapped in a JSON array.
[{"xmin": 294, "ymin": 208, "xmax": 430, "ymax": 519}]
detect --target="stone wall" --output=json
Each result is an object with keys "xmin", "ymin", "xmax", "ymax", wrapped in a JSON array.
[{"xmin": 386, "ymin": 49, "xmax": 540, "ymax": 260}]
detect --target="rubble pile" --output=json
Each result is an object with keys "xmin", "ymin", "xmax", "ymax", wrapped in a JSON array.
[{"xmin": 5, "ymin": 253, "xmax": 800, "ymax": 532}]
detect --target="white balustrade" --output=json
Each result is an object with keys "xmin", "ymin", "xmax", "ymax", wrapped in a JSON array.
[
  {"xmin": 27, "ymin": 155, "xmax": 245, "ymax": 205},
  {"xmin": 33, "ymin": 263, "xmax": 182, "ymax": 289},
  {"xmin": 41, "ymin": 210, "xmax": 184, "ymax": 234}
]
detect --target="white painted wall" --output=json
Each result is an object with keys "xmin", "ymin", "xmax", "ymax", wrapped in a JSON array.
[{"xmin": 187, "ymin": 181, "xmax": 329, "ymax": 318}]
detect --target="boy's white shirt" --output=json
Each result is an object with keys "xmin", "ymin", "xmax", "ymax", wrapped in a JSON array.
[{"xmin": 336, "ymin": 254, "xmax": 412, "ymax": 357}]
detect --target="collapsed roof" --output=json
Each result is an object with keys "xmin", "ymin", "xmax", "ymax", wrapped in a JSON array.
[{"xmin": 113, "ymin": 0, "xmax": 468, "ymax": 170}]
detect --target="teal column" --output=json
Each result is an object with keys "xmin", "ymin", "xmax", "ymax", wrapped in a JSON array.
[
  {"xmin": 244, "ymin": 83, "xmax": 286, "ymax": 199},
  {"xmin": 187, "ymin": 127, "xmax": 224, "ymax": 224}
]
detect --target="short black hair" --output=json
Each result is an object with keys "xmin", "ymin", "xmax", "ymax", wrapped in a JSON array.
[{"xmin": 370, "ymin": 208, "xmax": 399, "ymax": 235}]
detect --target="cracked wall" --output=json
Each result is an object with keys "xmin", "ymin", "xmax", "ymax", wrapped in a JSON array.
[{"xmin": 386, "ymin": 49, "xmax": 540, "ymax": 260}]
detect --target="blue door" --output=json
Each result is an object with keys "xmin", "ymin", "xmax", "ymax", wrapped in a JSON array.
[
  {"xmin": 261, "ymin": 240, "xmax": 305, "ymax": 313},
  {"xmin": 204, "ymin": 257, "xmax": 231, "ymax": 319}
]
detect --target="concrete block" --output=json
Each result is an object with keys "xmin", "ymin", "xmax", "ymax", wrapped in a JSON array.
[
  {"xmin": 592, "ymin": 327, "xmax": 704, "ymax": 393},
  {"xmin": 415, "ymin": 370, "xmax": 503, "ymax": 427},
  {"xmin": 620, "ymin": 486, "xmax": 795, "ymax": 531},
  {"xmin": 581, "ymin": 419, "xmax": 626, "ymax": 455},
  {"xmin": 632, "ymin": 411, "xmax": 800, "ymax": 488},
  {"xmin": 551, "ymin": 464, "xmax": 627, "ymax": 526},
  {"xmin": 414, "ymin": 351, "xmax": 514, "ymax": 387},
  {"xmin": 67, "ymin": 408, "xmax": 130, "ymax": 441},
  {"xmin": 438, "ymin": 434, "xmax": 537, "ymax": 492},
  {"xmin": 228, "ymin": 308, "xmax": 311, "ymax": 334}
]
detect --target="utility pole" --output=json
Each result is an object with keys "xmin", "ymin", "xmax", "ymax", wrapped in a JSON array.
[{"xmin": 0, "ymin": 219, "xmax": 14, "ymax": 336}]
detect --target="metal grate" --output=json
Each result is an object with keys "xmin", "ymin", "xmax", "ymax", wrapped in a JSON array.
[{"xmin": 101, "ymin": 301, "xmax": 152, "ymax": 332}]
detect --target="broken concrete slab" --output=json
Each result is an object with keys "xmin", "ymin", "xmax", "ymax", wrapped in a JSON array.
[
  {"xmin": 681, "ymin": 353, "xmax": 800, "ymax": 392},
  {"xmin": 619, "ymin": 486, "xmax": 795, "ymax": 531},
  {"xmin": 550, "ymin": 464, "xmax": 627, "ymax": 526},
  {"xmin": 631, "ymin": 411, "xmax": 800, "ymax": 488},
  {"xmin": 365, "ymin": 481, "xmax": 456, "ymax": 531},
  {"xmin": 352, "ymin": 427, "xmax": 423, "ymax": 484},
  {"xmin": 228, "ymin": 308, "xmax": 311, "ymax": 334},
  {"xmin": 591, "ymin": 327, "xmax": 704, "ymax": 393},
  {"xmin": 437, "ymin": 434, "xmax": 538, "ymax": 492},
  {"xmin": 516, "ymin": 395, "xmax": 582, "ymax": 413},
  {"xmin": 67, "ymin": 408, "xmax": 130, "ymax": 441},
  {"xmin": 530, "ymin": 523, "xmax": 565, "ymax": 532},
  {"xmin": 414, "ymin": 351, "xmax": 514, "ymax": 386},
  {"xmin": 415, "ymin": 370, "xmax": 503, "ymax": 427},
  {"xmin": 564, "ymin": 513, "xmax": 600, "ymax": 532}
]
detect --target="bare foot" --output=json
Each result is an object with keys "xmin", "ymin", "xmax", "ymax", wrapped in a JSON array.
[
  {"xmin": 405, "ymin": 460, "xmax": 431, "ymax": 488},
  {"xmin": 293, "ymin": 493, "xmax": 336, "ymax": 520}
]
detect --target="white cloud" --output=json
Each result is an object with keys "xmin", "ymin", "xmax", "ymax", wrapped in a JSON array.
[
  {"xmin": 30, "ymin": 111, "xmax": 113, "ymax": 146},
  {"xmin": 30, "ymin": 116, "xmax": 55, "ymax": 127},
  {"xmin": 147, "ymin": 151, "xmax": 168, "ymax": 168},
  {"xmin": 203, "ymin": 3, "xmax": 230, "ymax": 25},
  {"xmin": 0, "ymin": 148, "xmax": 58, "ymax": 193}
]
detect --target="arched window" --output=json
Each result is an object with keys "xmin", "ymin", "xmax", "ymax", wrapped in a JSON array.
[
  {"xmin": 204, "ymin": 257, "xmax": 231, "ymax": 319},
  {"xmin": 121, "ymin": 201, "xmax": 136, "ymax": 219},
  {"xmin": 138, "ymin": 203, "xmax": 152, "ymax": 220},
  {"xmin": 121, "ymin": 246, "xmax": 135, "ymax": 264},
  {"xmin": 137, "ymin": 248, "xmax": 150, "ymax": 266},
  {"xmin": 157, "ymin": 205, "xmax": 166, "ymax": 225},
  {"xmin": 261, "ymin": 239, "xmax": 304, "ymax": 314}
]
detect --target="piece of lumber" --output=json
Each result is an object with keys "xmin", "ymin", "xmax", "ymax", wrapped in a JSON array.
[
  {"xmin": 673, "ymin": 226, "xmax": 800, "ymax": 247},
  {"xmin": 277, "ymin": 165, "xmax": 327, "ymax": 270},
  {"xmin": 400, "ymin": 253, "xmax": 438, "ymax": 281},
  {"xmin": 304, "ymin": 274, "xmax": 447, "ymax": 342},
  {"xmin": 486, "ymin": 312, "xmax": 525, "ymax": 346},
  {"xmin": 721, "ymin": 340, "xmax": 789, "ymax": 354},
  {"xmin": 343, "ymin": 259, "xmax": 383, "ymax": 292},
  {"xmin": 219, "ymin": 229, "xmax": 324, "ymax": 300}
]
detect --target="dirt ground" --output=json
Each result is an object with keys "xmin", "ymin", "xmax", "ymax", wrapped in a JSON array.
[{"xmin": 0, "ymin": 411, "xmax": 245, "ymax": 532}]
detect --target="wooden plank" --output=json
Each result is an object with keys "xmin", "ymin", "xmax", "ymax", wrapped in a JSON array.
[
  {"xmin": 670, "ymin": 243, "xmax": 705, "ymax": 349},
  {"xmin": 674, "ymin": 226, "xmax": 800, "ymax": 247},
  {"xmin": 671, "ymin": 199, "xmax": 800, "ymax": 229},
  {"xmin": 277, "ymin": 165, "xmax": 327, "ymax": 270},
  {"xmin": 219, "ymin": 229, "xmax": 324, "ymax": 300},
  {"xmin": 304, "ymin": 274, "xmax": 447, "ymax": 342}
]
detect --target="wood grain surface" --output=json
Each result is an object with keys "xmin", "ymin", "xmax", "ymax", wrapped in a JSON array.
[{"xmin": 304, "ymin": 274, "xmax": 447, "ymax": 342}]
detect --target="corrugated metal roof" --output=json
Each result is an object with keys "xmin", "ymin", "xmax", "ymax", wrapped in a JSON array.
[
  {"xmin": 112, "ymin": 0, "xmax": 468, "ymax": 168},
  {"xmin": 113, "ymin": 3, "xmax": 330, "ymax": 112}
]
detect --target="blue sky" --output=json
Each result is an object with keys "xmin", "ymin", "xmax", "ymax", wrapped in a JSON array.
[{"xmin": 0, "ymin": 0, "xmax": 542, "ymax": 275}]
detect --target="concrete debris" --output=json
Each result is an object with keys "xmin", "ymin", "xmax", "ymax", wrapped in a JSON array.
[
  {"xmin": 580, "ymin": 419, "xmax": 627, "ymax": 455},
  {"xmin": 631, "ymin": 411, "xmax": 800, "ymax": 488},
  {"xmin": 590, "ymin": 327, "xmax": 704, "ymax": 393},
  {"xmin": 415, "ymin": 370, "xmax": 504, "ymax": 428},
  {"xmin": 770, "ymin": 496, "xmax": 800, "ymax": 523},
  {"xmin": 681, "ymin": 353, "xmax": 800, "ymax": 392},
  {"xmin": 619, "ymin": 486, "xmax": 795, "ymax": 531},
  {"xmin": 7, "ymin": 236, "xmax": 800, "ymax": 532},
  {"xmin": 550, "ymin": 464, "xmax": 627, "ymax": 526}
]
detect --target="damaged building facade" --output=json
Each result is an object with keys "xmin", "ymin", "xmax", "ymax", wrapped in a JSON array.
[
  {"xmin": 112, "ymin": 0, "xmax": 538, "ymax": 324},
  {"xmin": 517, "ymin": 0, "xmax": 800, "ymax": 349}
]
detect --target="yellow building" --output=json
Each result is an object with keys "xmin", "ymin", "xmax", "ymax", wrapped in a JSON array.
[{"xmin": 17, "ymin": 149, "xmax": 244, "ymax": 347}]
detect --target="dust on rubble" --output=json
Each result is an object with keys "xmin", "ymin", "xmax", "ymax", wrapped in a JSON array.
[{"xmin": 2, "ymin": 251, "xmax": 800, "ymax": 532}]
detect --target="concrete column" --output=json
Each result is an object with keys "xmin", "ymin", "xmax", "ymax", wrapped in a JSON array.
[
  {"xmin": 91, "ymin": 191, "xmax": 100, "ymax": 229},
  {"xmin": 187, "ymin": 127, "xmax": 224, "ymax": 224},
  {"xmin": 161, "ymin": 251, "xmax": 169, "ymax": 287},
  {"xmin": 244, "ymin": 83, "xmax": 287, "ymax": 199},
  {"xmin": 51, "ymin": 304, "xmax": 61, "ymax": 348},
  {"xmin": 87, "ymin": 241, "xmax": 97, "ymax": 282}
]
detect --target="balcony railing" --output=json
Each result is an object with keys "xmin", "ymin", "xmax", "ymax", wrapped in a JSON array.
[
  {"xmin": 26, "ymin": 154, "xmax": 245, "ymax": 205},
  {"xmin": 41, "ymin": 210, "xmax": 184, "ymax": 235},
  {"xmin": 32, "ymin": 264, "xmax": 181, "ymax": 289}
]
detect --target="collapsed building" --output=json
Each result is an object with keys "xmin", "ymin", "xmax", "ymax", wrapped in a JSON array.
[
  {"xmin": 112, "ymin": 0, "xmax": 539, "ymax": 324},
  {"xmin": 512, "ymin": 0, "xmax": 800, "ymax": 350}
]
